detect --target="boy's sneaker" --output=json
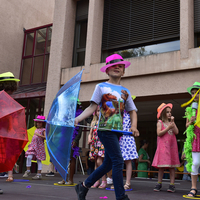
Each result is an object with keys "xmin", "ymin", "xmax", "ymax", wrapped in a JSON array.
[
  {"xmin": 45, "ymin": 172, "xmax": 55, "ymax": 177},
  {"xmin": 0, "ymin": 189, "xmax": 3, "ymax": 194},
  {"xmin": 0, "ymin": 172, "xmax": 8, "ymax": 178},
  {"xmin": 75, "ymin": 182, "xmax": 89, "ymax": 200},
  {"xmin": 167, "ymin": 184, "xmax": 175, "ymax": 193},
  {"xmin": 32, "ymin": 174, "xmax": 42, "ymax": 180},
  {"xmin": 154, "ymin": 183, "xmax": 162, "ymax": 192},
  {"xmin": 23, "ymin": 171, "xmax": 31, "ymax": 178},
  {"xmin": 106, "ymin": 177, "xmax": 113, "ymax": 184}
]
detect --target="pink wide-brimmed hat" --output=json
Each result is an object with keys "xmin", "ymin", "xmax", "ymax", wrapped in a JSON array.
[
  {"xmin": 157, "ymin": 103, "xmax": 173, "ymax": 119},
  {"xmin": 100, "ymin": 54, "xmax": 131, "ymax": 72},
  {"xmin": 33, "ymin": 115, "xmax": 46, "ymax": 122}
]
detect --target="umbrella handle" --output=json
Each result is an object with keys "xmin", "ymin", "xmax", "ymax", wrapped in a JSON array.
[{"xmin": 75, "ymin": 124, "xmax": 133, "ymax": 135}]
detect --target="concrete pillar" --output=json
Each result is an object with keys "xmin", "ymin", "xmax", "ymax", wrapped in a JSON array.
[
  {"xmin": 84, "ymin": 0, "xmax": 104, "ymax": 72},
  {"xmin": 44, "ymin": 0, "xmax": 76, "ymax": 118},
  {"xmin": 180, "ymin": 0, "xmax": 194, "ymax": 59}
]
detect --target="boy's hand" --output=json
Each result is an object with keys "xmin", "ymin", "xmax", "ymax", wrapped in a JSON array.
[
  {"xmin": 129, "ymin": 126, "xmax": 139, "ymax": 137},
  {"xmin": 74, "ymin": 118, "xmax": 79, "ymax": 126}
]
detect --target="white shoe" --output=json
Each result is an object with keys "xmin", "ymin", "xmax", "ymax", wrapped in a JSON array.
[
  {"xmin": 32, "ymin": 174, "xmax": 42, "ymax": 180},
  {"xmin": 106, "ymin": 177, "xmax": 113, "ymax": 184},
  {"xmin": 23, "ymin": 171, "xmax": 31, "ymax": 178}
]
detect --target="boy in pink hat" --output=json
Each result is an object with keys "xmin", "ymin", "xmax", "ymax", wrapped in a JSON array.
[{"xmin": 74, "ymin": 54, "xmax": 139, "ymax": 200}]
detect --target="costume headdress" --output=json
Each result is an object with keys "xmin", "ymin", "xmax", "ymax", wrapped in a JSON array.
[
  {"xmin": 0, "ymin": 72, "xmax": 20, "ymax": 82},
  {"xmin": 100, "ymin": 54, "xmax": 131, "ymax": 72},
  {"xmin": 157, "ymin": 103, "xmax": 173, "ymax": 119},
  {"xmin": 33, "ymin": 115, "xmax": 46, "ymax": 122}
]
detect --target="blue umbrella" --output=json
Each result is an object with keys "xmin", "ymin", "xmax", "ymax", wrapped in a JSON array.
[{"xmin": 46, "ymin": 70, "xmax": 83, "ymax": 181}]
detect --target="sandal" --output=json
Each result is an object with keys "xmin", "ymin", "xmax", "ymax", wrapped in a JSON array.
[
  {"xmin": 98, "ymin": 181, "xmax": 107, "ymax": 189},
  {"xmin": 58, "ymin": 179, "xmax": 66, "ymax": 185},
  {"xmin": 65, "ymin": 180, "xmax": 74, "ymax": 185},
  {"xmin": 110, "ymin": 185, "xmax": 114, "ymax": 189},
  {"xmin": 187, "ymin": 188, "xmax": 197, "ymax": 197},
  {"xmin": 91, "ymin": 180, "xmax": 100, "ymax": 188},
  {"xmin": 6, "ymin": 177, "xmax": 13, "ymax": 182},
  {"xmin": 124, "ymin": 183, "xmax": 131, "ymax": 190}
]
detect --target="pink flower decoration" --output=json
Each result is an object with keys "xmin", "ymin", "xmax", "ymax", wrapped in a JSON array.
[{"xmin": 99, "ymin": 196, "xmax": 108, "ymax": 199}]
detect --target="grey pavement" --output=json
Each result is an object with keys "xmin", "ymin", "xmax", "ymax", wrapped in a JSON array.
[{"xmin": 0, "ymin": 173, "xmax": 197, "ymax": 200}]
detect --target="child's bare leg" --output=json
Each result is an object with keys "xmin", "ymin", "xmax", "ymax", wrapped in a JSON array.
[
  {"xmin": 8, "ymin": 170, "xmax": 13, "ymax": 178},
  {"xmin": 97, "ymin": 157, "xmax": 106, "ymax": 181},
  {"xmin": 125, "ymin": 160, "xmax": 132, "ymax": 185},
  {"xmin": 107, "ymin": 170, "xmax": 112, "ymax": 178},
  {"xmin": 188, "ymin": 175, "xmax": 198, "ymax": 197},
  {"xmin": 69, "ymin": 157, "xmax": 76, "ymax": 183},
  {"xmin": 169, "ymin": 168, "xmax": 175, "ymax": 184},
  {"xmin": 158, "ymin": 168, "xmax": 164, "ymax": 182}
]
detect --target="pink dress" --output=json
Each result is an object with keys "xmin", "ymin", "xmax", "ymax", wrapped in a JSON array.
[
  {"xmin": 192, "ymin": 126, "xmax": 200, "ymax": 152},
  {"xmin": 25, "ymin": 128, "xmax": 46, "ymax": 161},
  {"xmin": 152, "ymin": 120, "xmax": 180, "ymax": 168}
]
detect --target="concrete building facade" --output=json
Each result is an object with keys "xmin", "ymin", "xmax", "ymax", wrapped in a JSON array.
[{"xmin": 44, "ymin": 0, "xmax": 200, "ymax": 159}]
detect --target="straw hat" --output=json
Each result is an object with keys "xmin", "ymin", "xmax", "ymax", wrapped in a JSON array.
[
  {"xmin": 100, "ymin": 54, "xmax": 131, "ymax": 72},
  {"xmin": 157, "ymin": 103, "xmax": 173, "ymax": 119},
  {"xmin": 33, "ymin": 115, "xmax": 46, "ymax": 122},
  {"xmin": 187, "ymin": 82, "xmax": 200, "ymax": 94},
  {"xmin": 0, "ymin": 72, "xmax": 20, "ymax": 82}
]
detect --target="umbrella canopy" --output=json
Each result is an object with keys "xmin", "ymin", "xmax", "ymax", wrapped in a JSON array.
[
  {"xmin": 24, "ymin": 126, "xmax": 50, "ymax": 166},
  {"xmin": 46, "ymin": 70, "xmax": 83, "ymax": 181},
  {"xmin": 0, "ymin": 90, "xmax": 28, "ymax": 172}
]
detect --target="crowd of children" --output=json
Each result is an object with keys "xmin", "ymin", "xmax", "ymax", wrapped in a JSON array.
[{"xmin": 1, "ymin": 53, "xmax": 200, "ymax": 200}]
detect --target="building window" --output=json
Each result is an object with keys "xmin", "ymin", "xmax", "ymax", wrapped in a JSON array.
[
  {"xmin": 72, "ymin": 0, "xmax": 89, "ymax": 67},
  {"xmin": 102, "ymin": 0, "xmax": 180, "ymax": 60},
  {"xmin": 103, "ymin": 40, "xmax": 180, "ymax": 61},
  {"xmin": 194, "ymin": 0, "xmax": 200, "ymax": 47},
  {"xmin": 20, "ymin": 24, "xmax": 52, "ymax": 85}
]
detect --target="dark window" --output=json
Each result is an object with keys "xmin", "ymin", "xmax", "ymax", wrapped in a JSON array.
[
  {"xmin": 102, "ymin": 0, "xmax": 180, "ymax": 59},
  {"xmin": 72, "ymin": 0, "xmax": 89, "ymax": 67},
  {"xmin": 194, "ymin": 0, "xmax": 200, "ymax": 47},
  {"xmin": 17, "ymin": 97, "xmax": 45, "ymax": 129},
  {"xmin": 20, "ymin": 24, "xmax": 52, "ymax": 85}
]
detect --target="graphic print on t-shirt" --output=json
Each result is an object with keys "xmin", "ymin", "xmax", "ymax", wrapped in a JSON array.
[{"xmin": 99, "ymin": 84, "xmax": 129, "ymax": 131}]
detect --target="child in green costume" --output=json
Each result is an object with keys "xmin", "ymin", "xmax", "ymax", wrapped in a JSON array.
[{"xmin": 181, "ymin": 82, "xmax": 200, "ymax": 197}]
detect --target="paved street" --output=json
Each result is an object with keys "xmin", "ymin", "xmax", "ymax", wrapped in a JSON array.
[{"xmin": 0, "ymin": 173, "xmax": 197, "ymax": 200}]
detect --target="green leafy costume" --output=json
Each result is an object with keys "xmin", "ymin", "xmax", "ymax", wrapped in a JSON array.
[{"xmin": 183, "ymin": 105, "xmax": 196, "ymax": 172}]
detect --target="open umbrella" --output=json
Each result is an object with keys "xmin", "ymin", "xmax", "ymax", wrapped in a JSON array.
[
  {"xmin": 0, "ymin": 90, "xmax": 28, "ymax": 172},
  {"xmin": 46, "ymin": 70, "xmax": 83, "ymax": 181}
]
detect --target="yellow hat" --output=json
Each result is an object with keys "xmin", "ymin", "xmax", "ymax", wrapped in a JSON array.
[{"xmin": 0, "ymin": 72, "xmax": 20, "ymax": 82}]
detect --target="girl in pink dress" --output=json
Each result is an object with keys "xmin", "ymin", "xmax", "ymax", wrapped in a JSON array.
[
  {"xmin": 23, "ymin": 115, "xmax": 46, "ymax": 180},
  {"xmin": 88, "ymin": 106, "xmax": 106, "ymax": 189},
  {"xmin": 152, "ymin": 103, "xmax": 180, "ymax": 193}
]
